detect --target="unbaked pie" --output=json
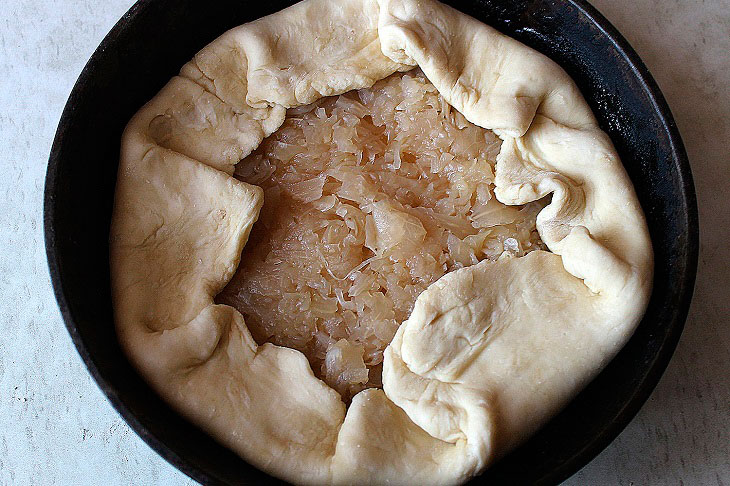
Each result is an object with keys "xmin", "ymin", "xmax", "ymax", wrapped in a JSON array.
[{"xmin": 110, "ymin": 0, "xmax": 653, "ymax": 484}]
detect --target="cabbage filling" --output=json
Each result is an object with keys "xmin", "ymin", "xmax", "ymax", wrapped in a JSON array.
[{"xmin": 217, "ymin": 70, "xmax": 547, "ymax": 400}]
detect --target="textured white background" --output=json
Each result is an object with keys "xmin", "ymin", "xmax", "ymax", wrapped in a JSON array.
[{"xmin": 0, "ymin": 0, "xmax": 727, "ymax": 484}]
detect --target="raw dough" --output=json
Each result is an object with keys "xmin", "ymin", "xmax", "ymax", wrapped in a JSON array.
[{"xmin": 110, "ymin": 0, "xmax": 653, "ymax": 484}]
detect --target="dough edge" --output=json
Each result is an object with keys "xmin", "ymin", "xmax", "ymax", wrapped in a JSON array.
[{"xmin": 109, "ymin": 0, "xmax": 653, "ymax": 484}]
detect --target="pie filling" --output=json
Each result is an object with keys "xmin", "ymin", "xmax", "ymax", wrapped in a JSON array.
[{"xmin": 217, "ymin": 69, "xmax": 547, "ymax": 400}]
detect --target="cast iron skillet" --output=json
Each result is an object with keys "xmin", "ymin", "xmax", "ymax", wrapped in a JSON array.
[{"xmin": 45, "ymin": 0, "xmax": 698, "ymax": 484}]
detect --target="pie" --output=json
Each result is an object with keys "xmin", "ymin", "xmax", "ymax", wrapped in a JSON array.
[{"xmin": 110, "ymin": 0, "xmax": 653, "ymax": 484}]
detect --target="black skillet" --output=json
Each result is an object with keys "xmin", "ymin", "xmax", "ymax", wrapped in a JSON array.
[{"xmin": 45, "ymin": 0, "xmax": 698, "ymax": 484}]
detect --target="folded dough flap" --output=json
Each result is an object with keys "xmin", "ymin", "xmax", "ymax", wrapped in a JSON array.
[
  {"xmin": 201, "ymin": 0, "xmax": 409, "ymax": 108},
  {"xmin": 496, "ymin": 115, "xmax": 652, "ymax": 298},
  {"xmin": 376, "ymin": 0, "xmax": 597, "ymax": 138},
  {"xmin": 174, "ymin": 321, "xmax": 346, "ymax": 485},
  {"xmin": 126, "ymin": 75, "xmax": 285, "ymax": 174},
  {"xmin": 332, "ymin": 388, "xmax": 478, "ymax": 485},
  {"xmin": 386, "ymin": 251, "xmax": 640, "ymax": 459},
  {"xmin": 111, "ymin": 143, "xmax": 262, "ymax": 329}
]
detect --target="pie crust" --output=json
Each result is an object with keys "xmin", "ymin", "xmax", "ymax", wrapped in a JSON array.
[{"xmin": 110, "ymin": 0, "xmax": 653, "ymax": 484}]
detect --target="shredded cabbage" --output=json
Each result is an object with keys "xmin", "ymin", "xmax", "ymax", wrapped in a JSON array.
[{"xmin": 219, "ymin": 70, "xmax": 547, "ymax": 400}]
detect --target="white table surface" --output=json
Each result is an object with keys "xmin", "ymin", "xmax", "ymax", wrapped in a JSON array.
[{"xmin": 1, "ymin": 0, "xmax": 727, "ymax": 484}]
